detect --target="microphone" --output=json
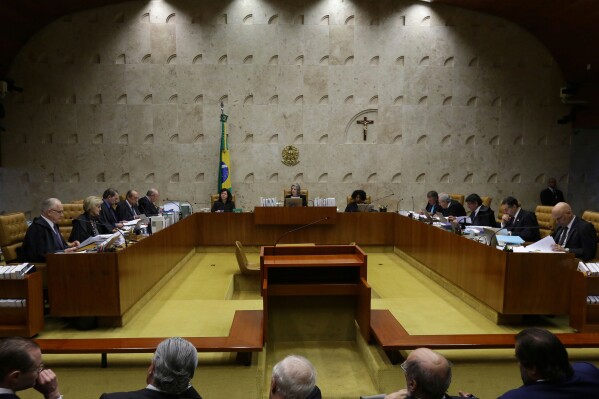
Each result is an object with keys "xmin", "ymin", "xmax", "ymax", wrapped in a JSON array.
[
  {"xmin": 367, "ymin": 193, "xmax": 394, "ymax": 212},
  {"xmin": 93, "ymin": 219, "xmax": 129, "ymax": 248},
  {"xmin": 273, "ymin": 217, "xmax": 330, "ymax": 250},
  {"xmin": 411, "ymin": 196, "xmax": 415, "ymax": 212}
]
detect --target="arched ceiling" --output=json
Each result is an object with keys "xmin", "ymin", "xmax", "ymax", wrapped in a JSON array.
[{"xmin": 1, "ymin": 0, "xmax": 598, "ymax": 127}]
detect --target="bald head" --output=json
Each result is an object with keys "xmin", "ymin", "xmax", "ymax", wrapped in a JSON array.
[
  {"xmin": 403, "ymin": 348, "xmax": 452, "ymax": 399},
  {"xmin": 552, "ymin": 202, "xmax": 574, "ymax": 227}
]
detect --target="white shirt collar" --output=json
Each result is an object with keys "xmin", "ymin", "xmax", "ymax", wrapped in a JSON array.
[
  {"xmin": 566, "ymin": 216, "xmax": 576, "ymax": 230},
  {"xmin": 513, "ymin": 208, "xmax": 521, "ymax": 220},
  {"xmin": 0, "ymin": 387, "xmax": 15, "ymax": 394},
  {"xmin": 41, "ymin": 214, "xmax": 56, "ymax": 229}
]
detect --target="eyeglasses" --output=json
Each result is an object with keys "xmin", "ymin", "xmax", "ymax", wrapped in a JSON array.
[
  {"xmin": 49, "ymin": 209, "xmax": 64, "ymax": 214},
  {"xmin": 30, "ymin": 363, "xmax": 44, "ymax": 373}
]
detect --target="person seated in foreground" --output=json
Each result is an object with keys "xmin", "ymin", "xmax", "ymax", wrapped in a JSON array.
[
  {"xmin": 452, "ymin": 193, "xmax": 496, "ymax": 227},
  {"xmin": 99, "ymin": 337, "xmax": 202, "ymax": 399},
  {"xmin": 0, "ymin": 337, "xmax": 62, "ymax": 399},
  {"xmin": 269, "ymin": 355, "xmax": 321, "ymax": 399},
  {"xmin": 499, "ymin": 196, "xmax": 540, "ymax": 242},
  {"xmin": 424, "ymin": 190, "xmax": 440, "ymax": 215},
  {"xmin": 345, "ymin": 189, "xmax": 367, "ymax": 212},
  {"xmin": 385, "ymin": 348, "xmax": 476, "ymax": 399},
  {"xmin": 551, "ymin": 202, "xmax": 598, "ymax": 261},
  {"xmin": 116, "ymin": 190, "xmax": 142, "ymax": 221},
  {"xmin": 438, "ymin": 193, "xmax": 466, "ymax": 218},
  {"xmin": 20, "ymin": 198, "xmax": 80, "ymax": 262},
  {"xmin": 496, "ymin": 328, "xmax": 599, "ymax": 398},
  {"xmin": 69, "ymin": 195, "xmax": 111, "ymax": 243},
  {"xmin": 285, "ymin": 183, "xmax": 307, "ymax": 207},
  {"xmin": 211, "ymin": 188, "xmax": 236, "ymax": 212},
  {"xmin": 138, "ymin": 188, "xmax": 161, "ymax": 216}
]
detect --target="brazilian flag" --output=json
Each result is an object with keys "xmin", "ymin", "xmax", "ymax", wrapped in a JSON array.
[{"xmin": 218, "ymin": 109, "xmax": 231, "ymax": 192}]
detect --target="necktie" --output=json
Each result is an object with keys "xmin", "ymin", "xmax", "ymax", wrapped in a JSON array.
[
  {"xmin": 53, "ymin": 225, "xmax": 66, "ymax": 250},
  {"xmin": 558, "ymin": 226, "xmax": 569, "ymax": 246}
]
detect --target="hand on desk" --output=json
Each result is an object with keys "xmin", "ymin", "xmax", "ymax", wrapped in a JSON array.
[
  {"xmin": 64, "ymin": 240, "xmax": 80, "ymax": 252},
  {"xmin": 551, "ymin": 243, "xmax": 567, "ymax": 253}
]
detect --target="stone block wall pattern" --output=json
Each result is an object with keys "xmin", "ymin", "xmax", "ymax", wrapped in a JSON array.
[{"xmin": 0, "ymin": 0, "xmax": 571, "ymax": 215}]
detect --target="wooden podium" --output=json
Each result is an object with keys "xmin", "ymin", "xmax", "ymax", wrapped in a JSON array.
[{"xmin": 260, "ymin": 245, "xmax": 370, "ymax": 342}]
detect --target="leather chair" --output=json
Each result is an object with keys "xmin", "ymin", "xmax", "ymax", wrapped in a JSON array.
[
  {"xmin": 535, "ymin": 205, "xmax": 555, "ymax": 238},
  {"xmin": 0, "ymin": 212, "xmax": 28, "ymax": 262},
  {"xmin": 346, "ymin": 195, "xmax": 372, "ymax": 206},
  {"xmin": 481, "ymin": 196, "xmax": 492, "ymax": 208},
  {"xmin": 582, "ymin": 210, "xmax": 599, "ymax": 260},
  {"xmin": 210, "ymin": 193, "xmax": 236, "ymax": 208},
  {"xmin": 57, "ymin": 203, "xmax": 84, "ymax": 241},
  {"xmin": 235, "ymin": 241, "xmax": 259, "ymax": 275},
  {"xmin": 283, "ymin": 189, "xmax": 309, "ymax": 202},
  {"xmin": 449, "ymin": 194, "xmax": 464, "ymax": 204}
]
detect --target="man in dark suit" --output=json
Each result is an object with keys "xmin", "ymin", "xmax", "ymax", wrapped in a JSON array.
[
  {"xmin": 99, "ymin": 188, "xmax": 124, "ymax": 230},
  {"xmin": 540, "ymin": 177, "xmax": 565, "ymax": 206},
  {"xmin": 270, "ymin": 355, "xmax": 320, "ymax": 399},
  {"xmin": 20, "ymin": 198, "xmax": 80, "ymax": 262},
  {"xmin": 99, "ymin": 337, "xmax": 202, "ymax": 399},
  {"xmin": 116, "ymin": 190, "xmax": 141, "ymax": 221},
  {"xmin": 497, "ymin": 328, "xmax": 599, "ymax": 398},
  {"xmin": 138, "ymin": 188, "xmax": 161, "ymax": 216},
  {"xmin": 551, "ymin": 202, "xmax": 598, "ymax": 261},
  {"xmin": 500, "ymin": 196, "xmax": 540, "ymax": 242},
  {"xmin": 464, "ymin": 193, "xmax": 496, "ymax": 227},
  {"xmin": 438, "ymin": 193, "xmax": 466, "ymax": 218},
  {"xmin": 0, "ymin": 337, "xmax": 62, "ymax": 399}
]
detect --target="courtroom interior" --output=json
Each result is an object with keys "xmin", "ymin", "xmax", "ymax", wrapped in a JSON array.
[{"xmin": 1, "ymin": 1, "xmax": 599, "ymax": 399}]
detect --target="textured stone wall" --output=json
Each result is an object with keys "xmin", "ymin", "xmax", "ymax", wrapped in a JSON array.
[{"xmin": 0, "ymin": 0, "xmax": 571, "ymax": 216}]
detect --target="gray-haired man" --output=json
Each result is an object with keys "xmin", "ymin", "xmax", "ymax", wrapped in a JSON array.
[{"xmin": 99, "ymin": 337, "xmax": 201, "ymax": 399}]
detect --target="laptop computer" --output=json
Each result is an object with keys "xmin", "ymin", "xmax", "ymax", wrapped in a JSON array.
[
  {"xmin": 284, "ymin": 197, "xmax": 303, "ymax": 207},
  {"xmin": 357, "ymin": 203, "xmax": 373, "ymax": 212}
]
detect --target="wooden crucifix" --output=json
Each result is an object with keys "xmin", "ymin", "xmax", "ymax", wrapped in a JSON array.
[{"xmin": 357, "ymin": 116, "xmax": 374, "ymax": 141}]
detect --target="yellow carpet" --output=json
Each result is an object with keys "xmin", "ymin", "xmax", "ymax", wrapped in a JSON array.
[{"xmin": 17, "ymin": 248, "xmax": 599, "ymax": 399}]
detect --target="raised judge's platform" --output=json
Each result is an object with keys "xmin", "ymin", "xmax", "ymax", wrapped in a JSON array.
[{"xmin": 45, "ymin": 211, "xmax": 576, "ymax": 329}]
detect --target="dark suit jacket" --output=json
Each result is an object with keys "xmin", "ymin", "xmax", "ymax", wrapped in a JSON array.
[
  {"xmin": 99, "ymin": 200, "xmax": 119, "ymax": 229},
  {"xmin": 69, "ymin": 213, "xmax": 111, "ymax": 242},
  {"xmin": 540, "ymin": 187, "xmax": 565, "ymax": 206},
  {"xmin": 138, "ymin": 196, "xmax": 160, "ymax": 216},
  {"xmin": 470, "ymin": 205, "xmax": 497, "ymax": 227},
  {"xmin": 441, "ymin": 200, "xmax": 466, "ymax": 217},
  {"xmin": 285, "ymin": 194, "xmax": 307, "ymax": 207},
  {"xmin": 0, "ymin": 393, "xmax": 21, "ymax": 399},
  {"xmin": 211, "ymin": 201, "xmax": 236, "ymax": 212},
  {"xmin": 99, "ymin": 386, "xmax": 202, "ymax": 399},
  {"xmin": 20, "ymin": 217, "xmax": 66, "ymax": 262},
  {"xmin": 116, "ymin": 200, "xmax": 141, "ymax": 221},
  {"xmin": 425, "ymin": 202, "xmax": 440, "ymax": 215},
  {"xmin": 552, "ymin": 217, "xmax": 598, "ymax": 261},
  {"xmin": 504, "ymin": 209, "xmax": 540, "ymax": 242},
  {"xmin": 498, "ymin": 362, "xmax": 599, "ymax": 399},
  {"xmin": 345, "ymin": 202, "xmax": 359, "ymax": 212}
]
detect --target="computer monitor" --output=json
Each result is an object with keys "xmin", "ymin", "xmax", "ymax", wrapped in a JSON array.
[{"xmin": 285, "ymin": 197, "xmax": 303, "ymax": 207}]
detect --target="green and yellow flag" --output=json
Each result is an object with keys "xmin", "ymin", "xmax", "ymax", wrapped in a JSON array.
[{"xmin": 218, "ymin": 105, "xmax": 231, "ymax": 192}]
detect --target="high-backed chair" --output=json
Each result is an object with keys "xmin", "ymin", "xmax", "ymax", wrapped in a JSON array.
[
  {"xmin": 283, "ymin": 189, "xmax": 309, "ymax": 202},
  {"xmin": 210, "ymin": 193, "xmax": 237, "ymax": 208},
  {"xmin": 235, "ymin": 241, "xmax": 260, "ymax": 275},
  {"xmin": 57, "ymin": 203, "xmax": 84, "ymax": 241},
  {"xmin": 346, "ymin": 195, "xmax": 372, "ymax": 206},
  {"xmin": 582, "ymin": 210, "xmax": 599, "ymax": 260},
  {"xmin": 481, "ymin": 196, "xmax": 492, "ymax": 208},
  {"xmin": 0, "ymin": 212, "xmax": 28, "ymax": 262},
  {"xmin": 535, "ymin": 205, "xmax": 555, "ymax": 238},
  {"xmin": 449, "ymin": 194, "xmax": 464, "ymax": 204}
]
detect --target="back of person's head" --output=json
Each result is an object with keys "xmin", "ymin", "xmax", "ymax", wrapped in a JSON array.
[
  {"xmin": 151, "ymin": 337, "xmax": 198, "ymax": 395},
  {"xmin": 515, "ymin": 328, "xmax": 573, "ymax": 382},
  {"xmin": 427, "ymin": 191, "xmax": 439, "ymax": 201},
  {"xmin": 352, "ymin": 190, "xmax": 367, "ymax": 202},
  {"xmin": 500, "ymin": 196, "xmax": 519, "ymax": 208},
  {"xmin": 465, "ymin": 193, "xmax": 482, "ymax": 206},
  {"xmin": 0, "ymin": 337, "xmax": 39, "ymax": 380},
  {"xmin": 272, "ymin": 355, "xmax": 316, "ymax": 399},
  {"xmin": 102, "ymin": 188, "xmax": 118, "ymax": 199},
  {"xmin": 83, "ymin": 196, "xmax": 102, "ymax": 213},
  {"xmin": 403, "ymin": 348, "xmax": 452, "ymax": 399}
]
